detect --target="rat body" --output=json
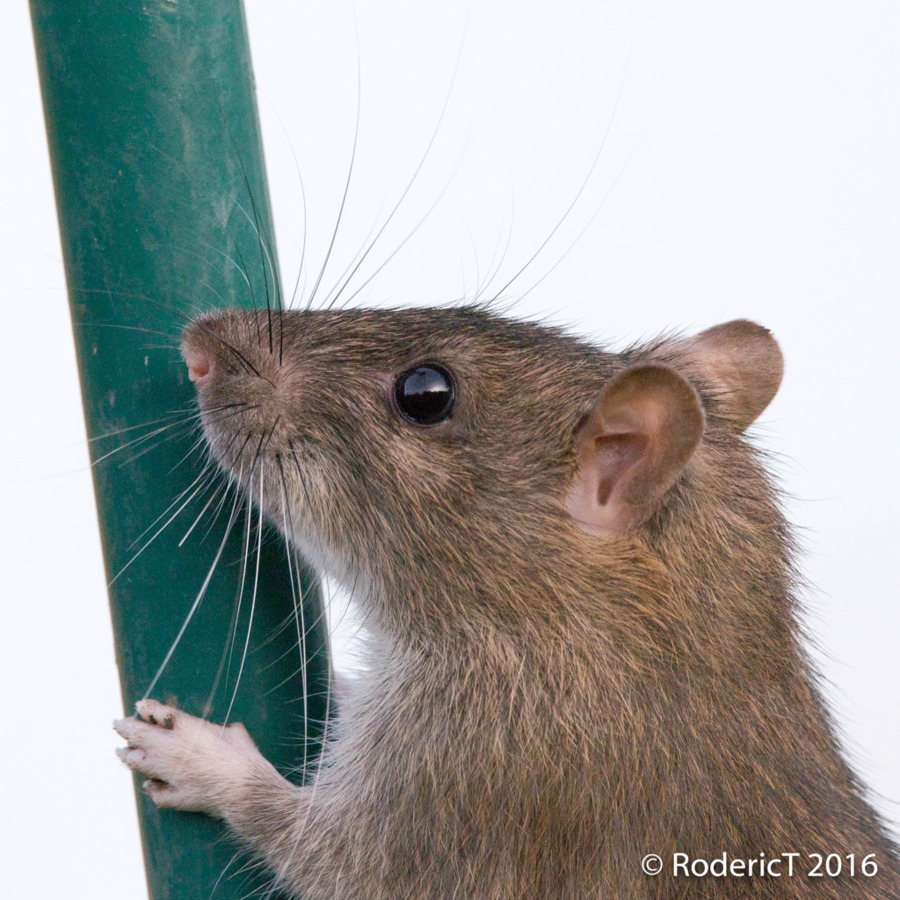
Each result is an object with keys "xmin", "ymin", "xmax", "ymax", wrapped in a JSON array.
[{"xmin": 116, "ymin": 306, "xmax": 900, "ymax": 898}]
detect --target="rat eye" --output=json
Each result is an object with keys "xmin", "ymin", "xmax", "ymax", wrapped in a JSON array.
[{"xmin": 394, "ymin": 363, "xmax": 456, "ymax": 425}]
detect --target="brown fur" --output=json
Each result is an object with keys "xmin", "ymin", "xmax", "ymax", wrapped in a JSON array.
[{"xmin": 117, "ymin": 306, "xmax": 900, "ymax": 898}]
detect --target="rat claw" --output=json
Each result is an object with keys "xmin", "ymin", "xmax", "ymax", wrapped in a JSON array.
[
  {"xmin": 136, "ymin": 698, "xmax": 178, "ymax": 730},
  {"xmin": 116, "ymin": 745, "xmax": 147, "ymax": 770},
  {"xmin": 113, "ymin": 716, "xmax": 144, "ymax": 742},
  {"xmin": 142, "ymin": 778, "xmax": 182, "ymax": 809}
]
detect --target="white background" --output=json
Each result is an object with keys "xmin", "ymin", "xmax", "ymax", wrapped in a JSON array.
[{"xmin": 2, "ymin": 1, "xmax": 898, "ymax": 897}]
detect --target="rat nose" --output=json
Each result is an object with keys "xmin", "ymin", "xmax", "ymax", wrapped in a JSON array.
[{"xmin": 184, "ymin": 348, "xmax": 212, "ymax": 386}]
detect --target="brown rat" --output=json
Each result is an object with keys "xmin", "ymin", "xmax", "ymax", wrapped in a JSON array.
[{"xmin": 116, "ymin": 305, "xmax": 900, "ymax": 898}]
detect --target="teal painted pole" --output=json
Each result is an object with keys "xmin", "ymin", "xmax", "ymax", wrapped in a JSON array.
[{"xmin": 29, "ymin": 2, "xmax": 328, "ymax": 897}]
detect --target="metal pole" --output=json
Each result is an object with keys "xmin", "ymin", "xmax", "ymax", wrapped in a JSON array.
[{"xmin": 29, "ymin": 2, "xmax": 328, "ymax": 896}]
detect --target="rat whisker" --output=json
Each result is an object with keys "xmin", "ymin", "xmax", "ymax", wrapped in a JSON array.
[
  {"xmin": 320, "ymin": 211, "xmax": 385, "ymax": 312},
  {"xmin": 69, "ymin": 283, "xmax": 208, "ymax": 326},
  {"xmin": 225, "ymin": 130, "xmax": 282, "ymax": 353},
  {"xmin": 335, "ymin": 150, "xmax": 463, "ymax": 312},
  {"xmin": 87, "ymin": 407, "xmax": 204, "ymax": 444},
  {"xmin": 125, "ymin": 463, "xmax": 217, "ymax": 552},
  {"xmin": 228, "ymin": 149, "xmax": 283, "ymax": 320},
  {"xmin": 261, "ymin": 96, "xmax": 309, "ymax": 318},
  {"xmin": 93, "ymin": 411, "xmax": 209, "ymax": 469},
  {"xmin": 283, "ymin": 439, "xmax": 334, "ymax": 783},
  {"xmin": 122, "ymin": 425, "xmax": 210, "ymax": 471},
  {"xmin": 110, "ymin": 464, "xmax": 220, "ymax": 585},
  {"xmin": 486, "ymin": 43, "xmax": 632, "ymax": 307},
  {"xmin": 220, "ymin": 422, "xmax": 279, "ymax": 723},
  {"xmin": 132, "ymin": 132, "xmax": 281, "ymax": 327},
  {"xmin": 141, "ymin": 481, "xmax": 245, "ymax": 701},
  {"xmin": 276, "ymin": 457, "xmax": 311, "ymax": 775},
  {"xmin": 472, "ymin": 161, "xmax": 516, "ymax": 302},
  {"xmin": 152, "ymin": 238, "xmax": 261, "ymax": 325},
  {"xmin": 166, "ymin": 427, "xmax": 226, "ymax": 475},
  {"xmin": 178, "ymin": 476, "xmax": 231, "ymax": 548},
  {"xmin": 209, "ymin": 849, "xmax": 243, "ymax": 897},
  {"xmin": 162, "ymin": 239, "xmax": 256, "ymax": 314},
  {"xmin": 512, "ymin": 134, "xmax": 644, "ymax": 309},
  {"xmin": 81, "ymin": 322, "xmax": 181, "ymax": 342},
  {"xmin": 223, "ymin": 464, "xmax": 267, "ymax": 728},
  {"xmin": 222, "ymin": 462, "xmax": 254, "ymax": 707},
  {"xmin": 305, "ymin": 34, "xmax": 362, "ymax": 314},
  {"xmin": 198, "ymin": 446, "xmax": 245, "ymax": 545},
  {"xmin": 136, "ymin": 408, "xmax": 257, "ymax": 486},
  {"xmin": 203, "ymin": 404, "xmax": 262, "ymax": 431},
  {"xmin": 202, "ymin": 510, "xmax": 245, "ymax": 721},
  {"xmin": 107, "ymin": 404, "xmax": 252, "ymax": 470},
  {"xmin": 322, "ymin": 15, "xmax": 466, "ymax": 313}
]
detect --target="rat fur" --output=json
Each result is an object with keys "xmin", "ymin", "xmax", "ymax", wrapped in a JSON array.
[{"xmin": 116, "ymin": 305, "xmax": 900, "ymax": 898}]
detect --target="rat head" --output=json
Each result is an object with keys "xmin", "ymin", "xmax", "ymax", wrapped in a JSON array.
[{"xmin": 181, "ymin": 307, "xmax": 783, "ymax": 637}]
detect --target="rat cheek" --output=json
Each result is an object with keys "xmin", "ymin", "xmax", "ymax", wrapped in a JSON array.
[{"xmin": 281, "ymin": 475, "xmax": 370, "ymax": 589}]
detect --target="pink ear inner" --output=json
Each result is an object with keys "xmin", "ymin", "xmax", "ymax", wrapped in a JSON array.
[
  {"xmin": 568, "ymin": 364, "xmax": 704, "ymax": 537},
  {"xmin": 594, "ymin": 433, "xmax": 648, "ymax": 507}
]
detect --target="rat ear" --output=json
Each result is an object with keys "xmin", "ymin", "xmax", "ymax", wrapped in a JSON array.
[
  {"xmin": 568, "ymin": 364, "xmax": 704, "ymax": 536},
  {"xmin": 662, "ymin": 320, "xmax": 783, "ymax": 431}
]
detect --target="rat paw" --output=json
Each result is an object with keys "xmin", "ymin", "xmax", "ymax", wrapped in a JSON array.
[{"xmin": 114, "ymin": 699, "xmax": 267, "ymax": 817}]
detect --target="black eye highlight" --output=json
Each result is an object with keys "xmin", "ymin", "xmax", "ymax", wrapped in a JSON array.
[{"xmin": 394, "ymin": 363, "xmax": 457, "ymax": 425}]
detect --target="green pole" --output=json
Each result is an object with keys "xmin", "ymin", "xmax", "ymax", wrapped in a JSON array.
[{"xmin": 29, "ymin": 2, "xmax": 328, "ymax": 897}]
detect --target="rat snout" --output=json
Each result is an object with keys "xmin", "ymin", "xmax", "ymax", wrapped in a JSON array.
[
  {"xmin": 184, "ymin": 347, "xmax": 212, "ymax": 386},
  {"xmin": 180, "ymin": 311, "xmax": 285, "ymax": 437},
  {"xmin": 181, "ymin": 317, "xmax": 224, "ymax": 389},
  {"xmin": 181, "ymin": 311, "xmax": 256, "ymax": 390}
]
